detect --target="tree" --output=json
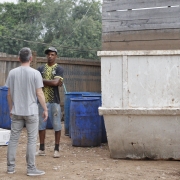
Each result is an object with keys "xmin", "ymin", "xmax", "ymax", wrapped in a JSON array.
[
  {"xmin": 69, "ymin": 0, "xmax": 102, "ymax": 59},
  {"xmin": 36, "ymin": 0, "xmax": 76, "ymax": 56},
  {"xmin": 18, "ymin": 0, "xmax": 28, "ymax": 2},
  {"xmin": 0, "ymin": 2, "xmax": 44, "ymax": 54},
  {"xmin": 0, "ymin": 0, "xmax": 102, "ymax": 59},
  {"xmin": 40, "ymin": 0, "xmax": 102, "ymax": 59}
]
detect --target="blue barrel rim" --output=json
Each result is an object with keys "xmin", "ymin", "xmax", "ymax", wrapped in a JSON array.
[
  {"xmin": 70, "ymin": 97, "xmax": 100, "ymax": 101},
  {"xmin": 65, "ymin": 92, "xmax": 90, "ymax": 95},
  {"xmin": 0, "ymin": 86, "xmax": 8, "ymax": 90},
  {"xmin": 83, "ymin": 94, "xmax": 101, "ymax": 97}
]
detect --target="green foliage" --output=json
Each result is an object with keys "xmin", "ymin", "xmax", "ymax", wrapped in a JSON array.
[
  {"xmin": 0, "ymin": 2, "xmax": 43, "ymax": 54},
  {"xmin": 0, "ymin": 0, "xmax": 102, "ymax": 60}
]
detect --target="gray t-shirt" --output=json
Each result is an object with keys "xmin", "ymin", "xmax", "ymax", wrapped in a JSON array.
[{"xmin": 5, "ymin": 66, "xmax": 43, "ymax": 116}]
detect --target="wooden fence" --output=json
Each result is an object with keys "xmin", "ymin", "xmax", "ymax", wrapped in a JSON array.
[
  {"xmin": 0, "ymin": 52, "xmax": 101, "ymax": 111},
  {"xmin": 102, "ymin": 0, "xmax": 180, "ymax": 50}
]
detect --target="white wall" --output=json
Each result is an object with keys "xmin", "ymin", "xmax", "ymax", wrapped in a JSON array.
[
  {"xmin": 99, "ymin": 50, "xmax": 180, "ymax": 159},
  {"xmin": 100, "ymin": 51, "xmax": 180, "ymax": 108}
]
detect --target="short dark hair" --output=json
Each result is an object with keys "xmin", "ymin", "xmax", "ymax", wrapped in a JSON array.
[{"xmin": 19, "ymin": 47, "xmax": 32, "ymax": 63}]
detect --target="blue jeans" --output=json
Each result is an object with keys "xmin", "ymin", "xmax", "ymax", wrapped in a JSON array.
[
  {"xmin": 7, "ymin": 114, "xmax": 38, "ymax": 171},
  {"xmin": 38, "ymin": 103, "xmax": 62, "ymax": 131}
]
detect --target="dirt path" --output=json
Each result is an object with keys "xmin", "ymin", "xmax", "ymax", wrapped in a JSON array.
[{"xmin": 0, "ymin": 122, "xmax": 180, "ymax": 180}]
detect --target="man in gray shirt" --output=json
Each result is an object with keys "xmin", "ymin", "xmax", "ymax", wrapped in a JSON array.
[{"xmin": 5, "ymin": 47, "xmax": 48, "ymax": 176}]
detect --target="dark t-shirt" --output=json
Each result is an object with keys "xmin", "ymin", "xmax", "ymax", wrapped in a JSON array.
[{"xmin": 37, "ymin": 63, "xmax": 64, "ymax": 104}]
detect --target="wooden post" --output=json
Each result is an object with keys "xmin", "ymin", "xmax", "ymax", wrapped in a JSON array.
[{"xmin": 31, "ymin": 51, "xmax": 37, "ymax": 69}]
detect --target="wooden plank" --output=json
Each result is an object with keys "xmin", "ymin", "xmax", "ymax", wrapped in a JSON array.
[
  {"xmin": 102, "ymin": 39, "xmax": 180, "ymax": 51},
  {"xmin": 102, "ymin": 6, "xmax": 180, "ymax": 21},
  {"xmin": 0, "ymin": 61, "xmax": 6, "ymax": 86},
  {"xmin": 37, "ymin": 58, "xmax": 100, "ymax": 67},
  {"xmin": 0, "ymin": 57, "xmax": 18, "ymax": 61},
  {"xmin": 102, "ymin": 16, "xmax": 180, "ymax": 32},
  {"xmin": 102, "ymin": 29, "xmax": 180, "ymax": 42},
  {"xmin": 0, "ymin": 55, "xmax": 100, "ymax": 66},
  {"xmin": 103, "ymin": 0, "xmax": 180, "ymax": 12},
  {"xmin": 38, "ymin": 56, "xmax": 100, "ymax": 62},
  {"xmin": 31, "ymin": 51, "xmax": 37, "ymax": 69}
]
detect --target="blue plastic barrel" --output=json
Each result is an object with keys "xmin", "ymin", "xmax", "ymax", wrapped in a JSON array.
[
  {"xmin": 83, "ymin": 94, "xmax": 107, "ymax": 143},
  {"xmin": 70, "ymin": 97, "xmax": 102, "ymax": 147},
  {"xmin": 0, "ymin": 86, "xmax": 11, "ymax": 129},
  {"xmin": 64, "ymin": 92, "xmax": 90, "ymax": 136}
]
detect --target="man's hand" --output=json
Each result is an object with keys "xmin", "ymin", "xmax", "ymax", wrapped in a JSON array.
[
  {"xmin": 36, "ymin": 88, "xmax": 48, "ymax": 121},
  {"xmin": 58, "ymin": 80, "xmax": 63, "ymax": 87},
  {"xmin": 43, "ymin": 110, "xmax": 48, "ymax": 121}
]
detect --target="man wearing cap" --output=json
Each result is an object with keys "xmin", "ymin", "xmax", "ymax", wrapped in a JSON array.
[{"xmin": 36, "ymin": 47, "xmax": 64, "ymax": 158}]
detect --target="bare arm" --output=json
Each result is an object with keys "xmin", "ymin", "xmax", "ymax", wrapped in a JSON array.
[
  {"xmin": 43, "ymin": 78, "xmax": 63, "ymax": 87},
  {"xmin": 7, "ymin": 89, "xmax": 13, "ymax": 115},
  {"xmin": 36, "ymin": 88, "xmax": 48, "ymax": 121}
]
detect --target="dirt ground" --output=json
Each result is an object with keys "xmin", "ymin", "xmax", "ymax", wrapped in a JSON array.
[{"xmin": 0, "ymin": 122, "xmax": 180, "ymax": 180}]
